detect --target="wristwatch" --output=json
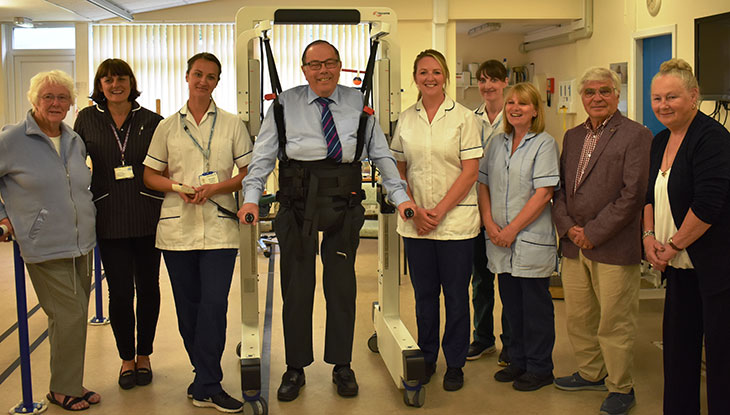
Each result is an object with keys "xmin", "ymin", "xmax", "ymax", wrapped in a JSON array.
[{"xmin": 667, "ymin": 236, "xmax": 682, "ymax": 251}]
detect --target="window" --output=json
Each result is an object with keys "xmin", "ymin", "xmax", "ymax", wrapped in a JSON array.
[{"xmin": 12, "ymin": 27, "xmax": 76, "ymax": 50}]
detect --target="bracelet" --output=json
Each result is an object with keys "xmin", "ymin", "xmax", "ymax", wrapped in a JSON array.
[
  {"xmin": 667, "ymin": 236, "xmax": 682, "ymax": 251},
  {"xmin": 641, "ymin": 230, "xmax": 655, "ymax": 240}
]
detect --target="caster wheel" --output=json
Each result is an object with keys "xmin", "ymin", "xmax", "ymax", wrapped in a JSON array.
[
  {"xmin": 236, "ymin": 342, "xmax": 241, "ymax": 358},
  {"xmin": 263, "ymin": 249, "xmax": 272, "ymax": 258},
  {"xmin": 403, "ymin": 386, "xmax": 425, "ymax": 407},
  {"xmin": 367, "ymin": 333, "xmax": 378, "ymax": 353},
  {"xmin": 242, "ymin": 398, "xmax": 267, "ymax": 415}
]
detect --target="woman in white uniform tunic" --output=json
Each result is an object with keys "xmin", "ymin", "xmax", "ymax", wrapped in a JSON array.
[
  {"xmin": 390, "ymin": 49, "xmax": 482, "ymax": 392},
  {"xmin": 143, "ymin": 53, "xmax": 252, "ymax": 413}
]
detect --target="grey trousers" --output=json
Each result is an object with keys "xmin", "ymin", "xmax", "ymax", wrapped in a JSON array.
[{"xmin": 26, "ymin": 254, "xmax": 92, "ymax": 396}]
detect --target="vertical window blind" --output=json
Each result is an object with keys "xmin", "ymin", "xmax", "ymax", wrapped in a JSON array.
[{"xmin": 91, "ymin": 23, "xmax": 369, "ymax": 118}]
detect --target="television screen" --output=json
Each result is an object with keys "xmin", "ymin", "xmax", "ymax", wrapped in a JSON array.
[{"xmin": 695, "ymin": 12, "xmax": 730, "ymax": 102}]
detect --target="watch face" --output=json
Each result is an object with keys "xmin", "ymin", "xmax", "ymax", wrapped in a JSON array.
[{"xmin": 647, "ymin": 0, "xmax": 661, "ymax": 16}]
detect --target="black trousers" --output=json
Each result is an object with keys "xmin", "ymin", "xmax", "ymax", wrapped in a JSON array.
[
  {"xmin": 97, "ymin": 236, "xmax": 161, "ymax": 361},
  {"xmin": 497, "ymin": 274, "xmax": 554, "ymax": 375},
  {"xmin": 663, "ymin": 267, "xmax": 730, "ymax": 415},
  {"xmin": 274, "ymin": 202, "xmax": 365, "ymax": 368},
  {"xmin": 471, "ymin": 228, "xmax": 511, "ymax": 349}
]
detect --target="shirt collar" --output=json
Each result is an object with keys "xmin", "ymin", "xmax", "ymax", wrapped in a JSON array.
[
  {"xmin": 307, "ymin": 85, "xmax": 341, "ymax": 105},
  {"xmin": 179, "ymin": 100, "xmax": 217, "ymax": 117},
  {"xmin": 24, "ymin": 109, "xmax": 71, "ymax": 139},
  {"xmin": 415, "ymin": 94, "xmax": 456, "ymax": 120},
  {"xmin": 583, "ymin": 110, "xmax": 617, "ymax": 133},
  {"xmin": 94, "ymin": 100, "xmax": 141, "ymax": 113}
]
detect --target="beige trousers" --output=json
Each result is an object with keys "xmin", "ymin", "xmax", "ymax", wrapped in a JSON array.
[
  {"xmin": 561, "ymin": 251, "xmax": 640, "ymax": 394},
  {"xmin": 26, "ymin": 254, "xmax": 92, "ymax": 396}
]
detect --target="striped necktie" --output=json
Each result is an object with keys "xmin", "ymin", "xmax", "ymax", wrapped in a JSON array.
[{"xmin": 316, "ymin": 97, "xmax": 342, "ymax": 162}]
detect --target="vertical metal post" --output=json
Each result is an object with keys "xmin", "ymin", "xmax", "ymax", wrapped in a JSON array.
[
  {"xmin": 11, "ymin": 241, "xmax": 46, "ymax": 414},
  {"xmin": 88, "ymin": 247, "xmax": 109, "ymax": 325}
]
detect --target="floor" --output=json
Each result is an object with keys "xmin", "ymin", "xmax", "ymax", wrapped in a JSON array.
[{"xmin": 0, "ymin": 235, "xmax": 707, "ymax": 415}]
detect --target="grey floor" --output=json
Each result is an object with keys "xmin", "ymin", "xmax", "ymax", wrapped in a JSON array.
[{"xmin": 0, "ymin": 236, "xmax": 705, "ymax": 414}]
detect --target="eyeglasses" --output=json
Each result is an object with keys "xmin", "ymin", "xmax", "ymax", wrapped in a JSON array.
[
  {"xmin": 303, "ymin": 59, "xmax": 340, "ymax": 70},
  {"xmin": 40, "ymin": 94, "xmax": 71, "ymax": 104},
  {"xmin": 582, "ymin": 87, "xmax": 615, "ymax": 98}
]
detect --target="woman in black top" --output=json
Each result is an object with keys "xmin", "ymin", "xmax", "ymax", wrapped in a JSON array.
[
  {"xmin": 642, "ymin": 58, "xmax": 730, "ymax": 414},
  {"xmin": 74, "ymin": 59, "xmax": 163, "ymax": 390}
]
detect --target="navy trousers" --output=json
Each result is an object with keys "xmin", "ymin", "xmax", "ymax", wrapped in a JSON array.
[
  {"xmin": 663, "ymin": 267, "xmax": 730, "ymax": 415},
  {"xmin": 404, "ymin": 237, "xmax": 474, "ymax": 368},
  {"xmin": 471, "ymin": 228, "xmax": 511, "ymax": 349},
  {"xmin": 162, "ymin": 249, "xmax": 237, "ymax": 399},
  {"xmin": 497, "ymin": 274, "xmax": 554, "ymax": 375}
]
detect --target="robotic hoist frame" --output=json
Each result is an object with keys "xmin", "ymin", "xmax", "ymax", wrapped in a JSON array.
[{"xmin": 234, "ymin": 6, "xmax": 425, "ymax": 411}]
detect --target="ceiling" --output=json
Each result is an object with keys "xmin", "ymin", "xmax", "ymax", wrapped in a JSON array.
[
  {"xmin": 0, "ymin": 0, "xmax": 210, "ymax": 23},
  {"xmin": 455, "ymin": 19, "xmax": 572, "ymax": 36},
  {"xmin": 1, "ymin": 2, "xmax": 571, "ymax": 37}
]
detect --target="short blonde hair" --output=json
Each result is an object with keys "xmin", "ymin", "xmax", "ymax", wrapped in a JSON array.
[
  {"xmin": 579, "ymin": 67, "xmax": 621, "ymax": 95},
  {"xmin": 652, "ymin": 58, "xmax": 700, "ymax": 93},
  {"xmin": 503, "ymin": 82, "xmax": 545, "ymax": 135},
  {"xmin": 27, "ymin": 70, "xmax": 76, "ymax": 108}
]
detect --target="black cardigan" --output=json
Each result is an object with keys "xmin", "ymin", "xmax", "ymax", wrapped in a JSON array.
[
  {"xmin": 74, "ymin": 102, "xmax": 163, "ymax": 239},
  {"xmin": 646, "ymin": 111, "xmax": 730, "ymax": 295}
]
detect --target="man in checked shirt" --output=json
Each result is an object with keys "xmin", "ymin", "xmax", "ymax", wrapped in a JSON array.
[{"xmin": 551, "ymin": 67, "xmax": 652, "ymax": 415}]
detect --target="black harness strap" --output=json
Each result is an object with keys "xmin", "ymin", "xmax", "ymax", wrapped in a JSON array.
[
  {"xmin": 262, "ymin": 33, "xmax": 288, "ymax": 161},
  {"xmin": 354, "ymin": 40, "xmax": 380, "ymax": 162}
]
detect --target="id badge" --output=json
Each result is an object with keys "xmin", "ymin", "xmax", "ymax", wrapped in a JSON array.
[
  {"xmin": 114, "ymin": 165, "xmax": 134, "ymax": 180},
  {"xmin": 199, "ymin": 171, "xmax": 219, "ymax": 185}
]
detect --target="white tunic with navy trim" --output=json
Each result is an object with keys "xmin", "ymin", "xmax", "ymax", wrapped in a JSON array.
[
  {"xmin": 390, "ymin": 95, "xmax": 483, "ymax": 240},
  {"xmin": 143, "ymin": 101, "xmax": 253, "ymax": 250}
]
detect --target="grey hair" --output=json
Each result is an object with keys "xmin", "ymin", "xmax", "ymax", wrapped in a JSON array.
[
  {"xmin": 579, "ymin": 67, "xmax": 621, "ymax": 95},
  {"xmin": 27, "ymin": 70, "xmax": 77, "ymax": 108}
]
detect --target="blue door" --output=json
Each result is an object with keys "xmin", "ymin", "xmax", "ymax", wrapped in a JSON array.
[{"xmin": 642, "ymin": 34, "xmax": 672, "ymax": 135}]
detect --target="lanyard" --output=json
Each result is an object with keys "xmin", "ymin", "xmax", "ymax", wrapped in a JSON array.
[
  {"xmin": 181, "ymin": 106, "xmax": 217, "ymax": 172},
  {"xmin": 110, "ymin": 111, "xmax": 136, "ymax": 166}
]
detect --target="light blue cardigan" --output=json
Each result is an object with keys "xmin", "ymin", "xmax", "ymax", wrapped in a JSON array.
[{"xmin": 0, "ymin": 111, "xmax": 96, "ymax": 263}]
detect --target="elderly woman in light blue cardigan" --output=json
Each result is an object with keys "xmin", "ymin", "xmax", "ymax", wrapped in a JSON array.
[{"xmin": 0, "ymin": 70, "xmax": 99, "ymax": 411}]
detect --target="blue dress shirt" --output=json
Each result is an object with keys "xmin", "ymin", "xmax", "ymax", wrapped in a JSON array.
[{"xmin": 243, "ymin": 85, "xmax": 408, "ymax": 206}]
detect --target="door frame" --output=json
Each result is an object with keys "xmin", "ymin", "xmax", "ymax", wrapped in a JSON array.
[
  {"xmin": 2, "ymin": 24, "xmax": 76, "ymax": 125},
  {"xmin": 630, "ymin": 25, "xmax": 676, "ymax": 124}
]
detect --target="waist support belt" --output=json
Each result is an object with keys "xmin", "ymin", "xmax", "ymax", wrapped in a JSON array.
[{"xmin": 277, "ymin": 159, "xmax": 364, "ymax": 237}]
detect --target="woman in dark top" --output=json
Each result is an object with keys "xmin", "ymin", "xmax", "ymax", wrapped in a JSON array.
[
  {"xmin": 74, "ymin": 58, "xmax": 163, "ymax": 390},
  {"xmin": 642, "ymin": 58, "xmax": 730, "ymax": 414}
]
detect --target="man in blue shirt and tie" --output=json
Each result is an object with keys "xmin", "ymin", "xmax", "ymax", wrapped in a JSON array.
[{"xmin": 238, "ymin": 40, "xmax": 415, "ymax": 402}]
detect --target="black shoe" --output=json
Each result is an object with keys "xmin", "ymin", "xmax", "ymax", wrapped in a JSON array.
[
  {"xmin": 513, "ymin": 372, "xmax": 555, "ymax": 391},
  {"xmin": 332, "ymin": 366, "xmax": 359, "ymax": 397},
  {"xmin": 277, "ymin": 369, "xmax": 305, "ymax": 402},
  {"xmin": 118, "ymin": 368, "xmax": 136, "ymax": 390},
  {"xmin": 422, "ymin": 362, "xmax": 436, "ymax": 385},
  {"xmin": 443, "ymin": 367, "xmax": 464, "ymax": 391},
  {"xmin": 135, "ymin": 364, "xmax": 153, "ymax": 386},
  {"xmin": 193, "ymin": 390, "xmax": 243, "ymax": 413},
  {"xmin": 466, "ymin": 342, "xmax": 497, "ymax": 361},
  {"xmin": 494, "ymin": 366, "xmax": 525, "ymax": 383},
  {"xmin": 498, "ymin": 347, "xmax": 510, "ymax": 367}
]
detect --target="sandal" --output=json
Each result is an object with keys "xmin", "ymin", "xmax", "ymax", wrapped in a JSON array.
[
  {"xmin": 47, "ymin": 392, "xmax": 89, "ymax": 411},
  {"xmin": 82, "ymin": 390, "xmax": 100, "ymax": 405}
]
